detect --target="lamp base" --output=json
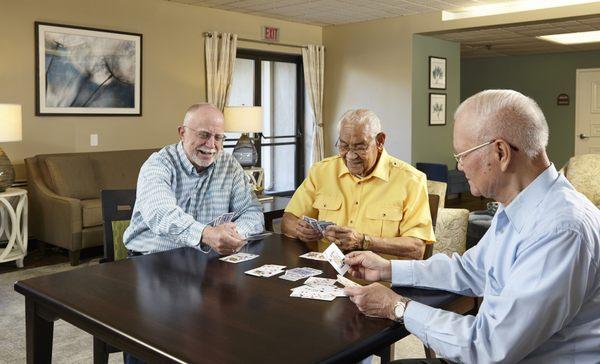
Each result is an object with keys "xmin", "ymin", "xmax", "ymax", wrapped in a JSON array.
[
  {"xmin": 0, "ymin": 147, "xmax": 15, "ymax": 192},
  {"xmin": 232, "ymin": 133, "xmax": 258, "ymax": 168}
]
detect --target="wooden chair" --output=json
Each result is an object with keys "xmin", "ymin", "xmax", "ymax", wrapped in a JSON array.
[
  {"xmin": 95, "ymin": 189, "xmax": 136, "ymax": 363},
  {"xmin": 100, "ymin": 189, "xmax": 136, "ymax": 263}
]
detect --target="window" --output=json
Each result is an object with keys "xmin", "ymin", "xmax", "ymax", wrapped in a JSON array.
[{"xmin": 226, "ymin": 49, "xmax": 313, "ymax": 195}]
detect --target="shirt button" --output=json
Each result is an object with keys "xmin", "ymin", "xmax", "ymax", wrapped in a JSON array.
[
  {"xmin": 383, "ymin": 213, "xmax": 386, "ymax": 217},
  {"xmin": 350, "ymin": 220, "xmax": 353, "ymax": 223},
  {"xmin": 324, "ymin": 204, "xmax": 327, "ymax": 207},
  {"xmin": 355, "ymin": 201, "xmax": 359, "ymax": 205}
]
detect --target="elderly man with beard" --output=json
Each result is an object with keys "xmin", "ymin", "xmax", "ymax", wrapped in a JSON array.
[
  {"xmin": 124, "ymin": 103, "xmax": 264, "ymax": 256},
  {"xmin": 282, "ymin": 109, "xmax": 435, "ymax": 259}
]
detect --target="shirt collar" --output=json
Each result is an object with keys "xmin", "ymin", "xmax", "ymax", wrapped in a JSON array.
[
  {"xmin": 502, "ymin": 163, "xmax": 559, "ymax": 233},
  {"xmin": 337, "ymin": 149, "xmax": 391, "ymax": 182}
]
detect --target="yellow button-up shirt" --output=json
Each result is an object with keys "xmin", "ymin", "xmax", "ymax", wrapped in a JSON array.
[{"xmin": 285, "ymin": 150, "xmax": 435, "ymax": 245}]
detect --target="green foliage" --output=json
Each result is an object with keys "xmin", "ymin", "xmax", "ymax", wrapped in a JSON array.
[{"xmin": 432, "ymin": 66, "xmax": 444, "ymax": 81}]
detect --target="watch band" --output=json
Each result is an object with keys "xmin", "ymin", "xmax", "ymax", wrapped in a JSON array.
[
  {"xmin": 362, "ymin": 234, "xmax": 372, "ymax": 250},
  {"xmin": 393, "ymin": 296, "xmax": 412, "ymax": 322}
]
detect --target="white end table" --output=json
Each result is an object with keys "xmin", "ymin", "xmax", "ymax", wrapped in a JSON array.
[{"xmin": 0, "ymin": 188, "xmax": 28, "ymax": 268}]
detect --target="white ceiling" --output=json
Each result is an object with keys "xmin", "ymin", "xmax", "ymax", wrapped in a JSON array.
[
  {"xmin": 168, "ymin": 0, "xmax": 507, "ymax": 26},
  {"xmin": 168, "ymin": 0, "xmax": 600, "ymax": 58},
  {"xmin": 430, "ymin": 15, "xmax": 600, "ymax": 58}
]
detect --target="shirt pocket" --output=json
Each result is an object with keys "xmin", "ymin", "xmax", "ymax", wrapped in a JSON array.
[
  {"xmin": 365, "ymin": 205, "xmax": 403, "ymax": 237},
  {"xmin": 313, "ymin": 194, "xmax": 342, "ymax": 223}
]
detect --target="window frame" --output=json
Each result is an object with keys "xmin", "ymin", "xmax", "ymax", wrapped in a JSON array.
[{"xmin": 224, "ymin": 48, "xmax": 305, "ymax": 195}]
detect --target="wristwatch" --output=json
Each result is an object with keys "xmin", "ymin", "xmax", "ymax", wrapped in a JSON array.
[
  {"xmin": 362, "ymin": 234, "xmax": 372, "ymax": 250},
  {"xmin": 392, "ymin": 296, "xmax": 411, "ymax": 322}
]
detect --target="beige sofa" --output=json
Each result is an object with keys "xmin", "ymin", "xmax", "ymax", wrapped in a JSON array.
[{"xmin": 25, "ymin": 149, "xmax": 157, "ymax": 265}]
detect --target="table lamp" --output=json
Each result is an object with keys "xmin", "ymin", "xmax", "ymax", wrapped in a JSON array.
[
  {"xmin": 224, "ymin": 106, "xmax": 263, "ymax": 167},
  {"xmin": 0, "ymin": 104, "xmax": 22, "ymax": 192}
]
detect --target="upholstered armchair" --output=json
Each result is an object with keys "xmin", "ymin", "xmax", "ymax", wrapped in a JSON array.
[
  {"xmin": 427, "ymin": 180, "xmax": 470, "ymax": 256},
  {"xmin": 560, "ymin": 154, "xmax": 600, "ymax": 208}
]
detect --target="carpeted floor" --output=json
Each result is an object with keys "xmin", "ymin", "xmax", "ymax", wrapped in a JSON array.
[{"xmin": 1, "ymin": 261, "xmax": 425, "ymax": 363}]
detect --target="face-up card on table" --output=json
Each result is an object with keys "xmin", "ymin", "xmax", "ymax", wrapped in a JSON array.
[
  {"xmin": 323, "ymin": 243, "xmax": 350, "ymax": 276},
  {"xmin": 219, "ymin": 252, "xmax": 259, "ymax": 263},
  {"xmin": 299, "ymin": 251, "xmax": 327, "ymax": 261},
  {"xmin": 245, "ymin": 264, "xmax": 286, "ymax": 277},
  {"xmin": 290, "ymin": 285, "xmax": 336, "ymax": 301},
  {"xmin": 279, "ymin": 267, "xmax": 323, "ymax": 281}
]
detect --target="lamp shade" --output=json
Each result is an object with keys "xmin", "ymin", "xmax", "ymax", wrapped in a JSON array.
[
  {"xmin": 0, "ymin": 104, "xmax": 22, "ymax": 142},
  {"xmin": 224, "ymin": 106, "xmax": 263, "ymax": 133}
]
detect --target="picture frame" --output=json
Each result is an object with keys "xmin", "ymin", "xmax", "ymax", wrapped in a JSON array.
[
  {"xmin": 429, "ymin": 56, "xmax": 446, "ymax": 90},
  {"xmin": 35, "ymin": 22, "xmax": 142, "ymax": 116},
  {"xmin": 429, "ymin": 93, "xmax": 446, "ymax": 126}
]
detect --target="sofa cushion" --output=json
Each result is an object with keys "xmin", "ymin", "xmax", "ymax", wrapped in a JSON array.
[
  {"xmin": 45, "ymin": 156, "xmax": 100, "ymax": 199},
  {"xmin": 81, "ymin": 199, "xmax": 102, "ymax": 228}
]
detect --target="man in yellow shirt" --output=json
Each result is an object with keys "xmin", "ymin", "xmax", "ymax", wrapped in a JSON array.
[{"xmin": 282, "ymin": 109, "xmax": 435, "ymax": 259}]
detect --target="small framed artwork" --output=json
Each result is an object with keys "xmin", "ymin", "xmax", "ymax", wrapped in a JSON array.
[
  {"xmin": 429, "ymin": 56, "xmax": 446, "ymax": 90},
  {"xmin": 429, "ymin": 93, "xmax": 446, "ymax": 126},
  {"xmin": 35, "ymin": 22, "xmax": 142, "ymax": 116}
]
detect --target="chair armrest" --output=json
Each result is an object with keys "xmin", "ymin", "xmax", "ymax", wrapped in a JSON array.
[
  {"xmin": 434, "ymin": 208, "xmax": 469, "ymax": 256},
  {"xmin": 29, "ymin": 178, "xmax": 83, "ymax": 250}
]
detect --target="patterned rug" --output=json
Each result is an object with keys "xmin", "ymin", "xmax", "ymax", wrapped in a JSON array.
[{"xmin": 0, "ymin": 260, "xmax": 424, "ymax": 363}]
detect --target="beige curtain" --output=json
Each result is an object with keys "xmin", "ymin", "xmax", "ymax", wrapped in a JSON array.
[
  {"xmin": 204, "ymin": 31, "xmax": 238, "ymax": 111},
  {"xmin": 302, "ymin": 45, "xmax": 325, "ymax": 164}
]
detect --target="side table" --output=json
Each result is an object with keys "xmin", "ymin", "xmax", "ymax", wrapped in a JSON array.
[{"xmin": 0, "ymin": 187, "xmax": 28, "ymax": 268}]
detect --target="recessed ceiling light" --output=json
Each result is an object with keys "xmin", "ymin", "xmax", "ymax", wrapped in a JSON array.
[
  {"xmin": 538, "ymin": 30, "xmax": 600, "ymax": 44},
  {"xmin": 443, "ymin": 0, "xmax": 600, "ymax": 21}
]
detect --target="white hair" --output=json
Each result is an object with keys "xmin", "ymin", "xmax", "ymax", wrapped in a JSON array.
[
  {"xmin": 336, "ymin": 109, "xmax": 382, "ymax": 137},
  {"xmin": 455, "ymin": 89, "xmax": 549, "ymax": 158}
]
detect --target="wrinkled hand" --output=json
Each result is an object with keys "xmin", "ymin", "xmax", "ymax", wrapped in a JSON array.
[
  {"xmin": 345, "ymin": 283, "xmax": 401, "ymax": 320},
  {"xmin": 344, "ymin": 251, "xmax": 391, "ymax": 282},
  {"xmin": 202, "ymin": 223, "xmax": 246, "ymax": 255},
  {"xmin": 324, "ymin": 225, "xmax": 363, "ymax": 250},
  {"xmin": 295, "ymin": 219, "xmax": 322, "ymax": 243}
]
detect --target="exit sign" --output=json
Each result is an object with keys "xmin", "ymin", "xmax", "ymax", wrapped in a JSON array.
[{"xmin": 263, "ymin": 26, "xmax": 279, "ymax": 42}]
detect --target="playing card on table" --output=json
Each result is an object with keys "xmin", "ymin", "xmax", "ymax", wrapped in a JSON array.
[
  {"xmin": 279, "ymin": 267, "xmax": 323, "ymax": 281},
  {"xmin": 304, "ymin": 277, "xmax": 337, "ymax": 286},
  {"xmin": 290, "ymin": 285, "xmax": 336, "ymax": 301},
  {"xmin": 219, "ymin": 252, "xmax": 259, "ymax": 263},
  {"xmin": 245, "ymin": 264, "xmax": 286, "ymax": 277},
  {"xmin": 323, "ymin": 243, "xmax": 350, "ymax": 275},
  {"xmin": 299, "ymin": 251, "xmax": 327, "ymax": 261},
  {"xmin": 336, "ymin": 274, "xmax": 361, "ymax": 288}
]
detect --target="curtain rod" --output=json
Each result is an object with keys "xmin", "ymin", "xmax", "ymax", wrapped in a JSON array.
[{"xmin": 203, "ymin": 32, "xmax": 308, "ymax": 49}]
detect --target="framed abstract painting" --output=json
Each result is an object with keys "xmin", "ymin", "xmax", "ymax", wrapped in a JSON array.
[{"xmin": 35, "ymin": 22, "xmax": 142, "ymax": 116}]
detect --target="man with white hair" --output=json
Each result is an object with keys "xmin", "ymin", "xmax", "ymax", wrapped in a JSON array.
[
  {"xmin": 124, "ymin": 103, "xmax": 264, "ymax": 256},
  {"xmin": 282, "ymin": 109, "xmax": 435, "ymax": 259},
  {"xmin": 344, "ymin": 90, "xmax": 600, "ymax": 363}
]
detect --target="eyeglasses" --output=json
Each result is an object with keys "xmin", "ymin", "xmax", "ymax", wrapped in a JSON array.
[
  {"xmin": 453, "ymin": 139, "xmax": 519, "ymax": 164},
  {"xmin": 184, "ymin": 126, "xmax": 226, "ymax": 143},
  {"xmin": 335, "ymin": 138, "xmax": 374, "ymax": 155}
]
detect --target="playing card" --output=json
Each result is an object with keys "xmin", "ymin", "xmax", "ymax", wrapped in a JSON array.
[
  {"xmin": 221, "ymin": 212, "xmax": 235, "ymax": 223},
  {"xmin": 316, "ymin": 221, "xmax": 335, "ymax": 234},
  {"xmin": 245, "ymin": 264, "xmax": 286, "ymax": 277},
  {"xmin": 290, "ymin": 285, "xmax": 336, "ymax": 301},
  {"xmin": 304, "ymin": 277, "xmax": 337, "ymax": 286},
  {"xmin": 336, "ymin": 274, "xmax": 361, "ymax": 288},
  {"xmin": 323, "ymin": 243, "xmax": 350, "ymax": 275},
  {"xmin": 279, "ymin": 267, "xmax": 323, "ymax": 281},
  {"xmin": 219, "ymin": 252, "xmax": 259, "ymax": 263},
  {"xmin": 299, "ymin": 251, "xmax": 327, "ymax": 261},
  {"xmin": 303, "ymin": 216, "xmax": 320, "ymax": 232},
  {"xmin": 246, "ymin": 231, "xmax": 273, "ymax": 241}
]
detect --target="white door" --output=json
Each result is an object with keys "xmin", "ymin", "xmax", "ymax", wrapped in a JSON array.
[{"xmin": 575, "ymin": 69, "xmax": 600, "ymax": 155}]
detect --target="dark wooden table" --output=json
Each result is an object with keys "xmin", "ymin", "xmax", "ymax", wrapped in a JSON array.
[
  {"xmin": 15, "ymin": 234, "xmax": 468, "ymax": 364},
  {"xmin": 261, "ymin": 196, "xmax": 291, "ymax": 231}
]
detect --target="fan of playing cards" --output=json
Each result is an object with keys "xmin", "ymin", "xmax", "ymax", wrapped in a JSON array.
[
  {"xmin": 303, "ymin": 216, "xmax": 335, "ymax": 234},
  {"xmin": 219, "ymin": 241, "xmax": 361, "ymax": 301}
]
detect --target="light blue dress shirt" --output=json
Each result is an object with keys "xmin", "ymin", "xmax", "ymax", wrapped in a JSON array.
[
  {"xmin": 124, "ymin": 142, "xmax": 264, "ymax": 254},
  {"xmin": 393, "ymin": 165, "xmax": 600, "ymax": 363}
]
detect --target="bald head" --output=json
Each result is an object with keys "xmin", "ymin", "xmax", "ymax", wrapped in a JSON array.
[
  {"xmin": 183, "ymin": 103, "xmax": 223, "ymax": 127},
  {"xmin": 454, "ymin": 90, "xmax": 548, "ymax": 158}
]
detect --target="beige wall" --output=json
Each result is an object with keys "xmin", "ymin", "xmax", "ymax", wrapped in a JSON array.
[
  {"xmin": 322, "ymin": 3, "xmax": 600, "ymax": 162},
  {"xmin": 0, "ymin": 0, "xmax": 321, "ymax": 179}
]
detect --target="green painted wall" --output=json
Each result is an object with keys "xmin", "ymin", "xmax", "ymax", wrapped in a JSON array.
[
  {"xmin": 462, "ymin": 50, "xmax": 600, "ymax": 168},
  {"xmin": 412, "ymin": 35, "xmax": 461, "ymax": 167}
]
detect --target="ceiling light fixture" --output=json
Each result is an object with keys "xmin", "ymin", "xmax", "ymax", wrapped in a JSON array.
[
  {"xmin": 442, "ymin": 0, "xmax": 600, "ymax": 21},
  {"xmin": 538, "ymin": 30, "xmax": 600, "ymax": 44}
]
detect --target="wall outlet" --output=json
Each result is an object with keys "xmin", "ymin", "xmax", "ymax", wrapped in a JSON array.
[{"xmin": 90, "ymin": 134, "xmax": 98, "ymax": 146}]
